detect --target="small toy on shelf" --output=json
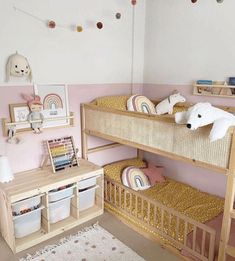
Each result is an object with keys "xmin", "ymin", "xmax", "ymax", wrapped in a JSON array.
[
  {"xmin": 7, "ymin": 125, "xmax": 21, "ymax": 144},
  {"xmin": 6, "ymin": 52, "xmax": 32, "ymax": 82},
  {"xmin": 22, "ymin": 94, "xmax": 44, "ymax": 134},
  {"xmin": 175, "ymin": 102, "xmax": 235, "ymax": 142},
  {"xmin": 195, "ymin": 80, "xmax": 213, "ymax": 94},
  {"xmin": 155, "ymin": 92, "xmax": 186, "ymax": 115}
]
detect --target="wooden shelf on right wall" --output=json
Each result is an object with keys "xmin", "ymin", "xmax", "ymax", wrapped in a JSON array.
[{"xmin": 193, "ymin": 83, "xmax": 235, "ymax": 98}]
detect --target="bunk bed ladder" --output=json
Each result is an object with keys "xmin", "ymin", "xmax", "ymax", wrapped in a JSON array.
[{"xmin": 218, "ymin": 130, "xmax": 235, "ymax": 261}]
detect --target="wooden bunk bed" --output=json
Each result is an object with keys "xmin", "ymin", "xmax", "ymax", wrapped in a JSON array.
[{"xmin": 81, "ymin": 98, "xmax": 235, "ymax": 261}]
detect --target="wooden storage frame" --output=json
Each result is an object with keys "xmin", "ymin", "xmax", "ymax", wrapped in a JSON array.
[
  {"xmin": 81, "ymin": 102, "xmax": 235, "ymax": 261},
  {"xmin": 193, "ymin": 83, "xmax": 235, "ymax": 98},
  {"xmin": 1, "ymin": 112, "xmax": 75, "ymax": 137},
  {"xmin": 0, "ymin": 159, "xmax": 103, "ymax": 253}
]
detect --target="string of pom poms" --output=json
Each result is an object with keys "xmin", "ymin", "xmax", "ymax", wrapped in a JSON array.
[
  {"xmin": 191, "ymin": 0, "xmax": 223, "ymax": 3},
  {"xmin": 13, "ymin": 5, "xmax": 132, "ymax": 32}
]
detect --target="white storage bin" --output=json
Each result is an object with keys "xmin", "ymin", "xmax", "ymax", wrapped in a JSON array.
[
  {"xmin": 13, "ymin": 206, "xmax": 44, "ymax": 238},
  {"xmin": 49, "ymin": 196, "xmax": 73, "ymax": 224},
  {"xmin": 12, "ymin": 195, "xmax": 41, "ymax": 214},
  {"xmin": 78, "ymin": 185, "xmax": 98, "ymax": 211},
  {"xmin": 49, "ymin": 185, "xmax": 75, "ymax": 203},
  {"xmin": 78, "ymin": 176, "xmax": 98, "ymax": 190}
]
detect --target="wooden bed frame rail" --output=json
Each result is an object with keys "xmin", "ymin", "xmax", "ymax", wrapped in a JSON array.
[
  {"xmin": 81, "ymin": 104, "xmax": 234, "ymax": 174},
  {"xmin": 104, "ymin": 177, "xmax": 216, "ymax": 261}
]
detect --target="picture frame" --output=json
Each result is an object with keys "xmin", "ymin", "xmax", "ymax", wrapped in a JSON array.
[
  {"xmin": 34, "ymin": 84, "xmax": 69, "ymax": 128},
  {"xmin": 9, "ymin": 103, "xmax": 31, "ymax": 131}
]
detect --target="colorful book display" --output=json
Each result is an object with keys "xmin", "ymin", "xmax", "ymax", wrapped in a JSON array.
[{"xmin": 46, "ymin": 136, "xmax": 79, "ymax": 173}]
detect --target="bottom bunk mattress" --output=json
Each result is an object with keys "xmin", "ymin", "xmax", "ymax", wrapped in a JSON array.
[{"xmin": 103, "ymin": 158, "xmax": 226, "ymax": 260}]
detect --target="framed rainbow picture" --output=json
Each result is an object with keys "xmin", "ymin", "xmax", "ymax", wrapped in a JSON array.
[
  {"xmin": 34, "ymin": 84, "xmax": 69, "ymax": 128},
  {"xmin": 46, "ymin": 136, "xmax": 79, "ymax": 173}
]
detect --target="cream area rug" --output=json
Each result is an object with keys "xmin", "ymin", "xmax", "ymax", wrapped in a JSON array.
[{"xmin": 19, "ymin": 224, "xmax": 145, "ymax": 261}]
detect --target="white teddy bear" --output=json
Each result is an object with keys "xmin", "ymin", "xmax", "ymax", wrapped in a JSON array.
[
  {"xmin": 155, "ymin": 92, "xmax": 186, "ymax": 115},
  {"xmin": 175, "ymin": 102, "xmax": 235, "ymax": 142}
]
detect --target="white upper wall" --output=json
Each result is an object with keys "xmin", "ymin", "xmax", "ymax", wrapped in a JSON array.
[
  {"xmin": 144, "ymin": 0, "xmax": 235, "ymax": 85},
  {"xmin": 0, "ymin": 0, "xmax": 145, "ymax": 84}
]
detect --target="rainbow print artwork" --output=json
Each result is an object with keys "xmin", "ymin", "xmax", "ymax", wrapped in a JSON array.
[
  {"xmin": 46, "ymin": 136, "xmax": 79, "ymax": 173},
  {"xmin": 43, "ymin": 93, "xmax": 63, "ymax": 110}
]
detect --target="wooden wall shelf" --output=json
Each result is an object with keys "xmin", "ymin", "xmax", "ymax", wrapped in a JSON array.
[
  {"xmin": 193, "ymin": 83, "xmax": 235, "ymax": 98},
  {"xmin": 0, "ymin": 159, "xmax": 104, "ymax": 253},
  {"xmin": 2, "ymin": 112, "xmax": 75, "ymax": 137}
]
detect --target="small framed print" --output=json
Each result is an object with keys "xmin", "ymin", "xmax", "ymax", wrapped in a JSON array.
[
  {"xmin": 34, "ymin": 84, "xmax": 69, "ymax": 128},
  {"xmin": 9, "ymin": 103, "xmax": 31, "ymax": 131}
]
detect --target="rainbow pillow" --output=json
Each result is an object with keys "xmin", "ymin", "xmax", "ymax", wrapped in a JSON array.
[
  {"xmin": 121, "ymin": 166, "xmax": 150, "ymax": 191},
  {"xmin": 127, "ymin": 95, "xmax": 156, "ymax": 114}
]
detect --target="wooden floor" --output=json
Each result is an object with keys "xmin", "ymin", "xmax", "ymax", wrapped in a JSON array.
[{"xmin": 0, "ymin": 211, "xmax": 182, "ymax": 261}]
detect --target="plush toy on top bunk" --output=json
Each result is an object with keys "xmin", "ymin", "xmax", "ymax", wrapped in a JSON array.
[
  {"xmin": 155, "ymin": 92, "xmax": 186, "ymax": 115},
  {"xmin": 127, "ymin": 94, "xmax": 156, "ymax": 114},
  {"xmin": 175, "ymin": 102, "xmax": 235, "ymax": 142}
]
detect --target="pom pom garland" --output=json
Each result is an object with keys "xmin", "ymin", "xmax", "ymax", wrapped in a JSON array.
[
  {"xmin": 115, "ymin": 13, "xmax": 121, "ymax": 19},
  {"xmin": 76, "ymin": 26, "xmax": 83, "ymax": 32},
  {"xmin": 48, "ymin": 20, "xmax": 56, "ymax": 29},
  {"xmin": 96, "ymin": 22, "xmax": 103, "ymax": 29}
]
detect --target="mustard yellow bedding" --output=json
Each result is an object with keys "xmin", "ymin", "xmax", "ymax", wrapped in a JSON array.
[
  {"xmin": 93, "ymin": 95, "xmax": 186, "ymax": 114},
  {"xmin": 104, "ymin": 158, "xmax": 224, "ymax": 225}
]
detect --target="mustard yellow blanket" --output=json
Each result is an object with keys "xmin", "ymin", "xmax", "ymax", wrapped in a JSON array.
[
  {"xmin": 104, "ymin": 158, "xmax": 224, "ymax": 241},
  {"xmin": 93, "ymin": 95, "xmax": 186, "ymax": 113}
]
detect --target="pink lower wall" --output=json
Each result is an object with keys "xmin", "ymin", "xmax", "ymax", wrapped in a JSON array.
[
  {"xmin": 0, "ymin": 84, "xmax": 143, "ymax": 174},
  {"xmin": 1, "ymin": 83, "xmax": 230, "ymax": 197},
  {"xmin": 143, "ymin": 84, "xmax": 234, "ymax": 198}
]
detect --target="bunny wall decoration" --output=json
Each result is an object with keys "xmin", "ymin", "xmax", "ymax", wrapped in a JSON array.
[{"xmin": 6, "ymin": 52, "xmax": 32, "ymax": 82}]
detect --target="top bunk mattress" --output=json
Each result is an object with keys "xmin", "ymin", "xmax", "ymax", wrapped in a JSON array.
[{"xmin": 92, "ymin": 95, "xmax": 185, "ymax": 114}]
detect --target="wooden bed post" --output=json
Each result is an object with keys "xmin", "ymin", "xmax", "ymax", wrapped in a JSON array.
[
  {"xmin": 81, "ymin": 104, "xmax": 88, "ymax": 160},
  {"xmin": 137, "ymin": 149, "xmax": 144, "ymax": 160},
  {"xmin": 218, "ymin": 129, "xmax": 235, "ymax": 261}
]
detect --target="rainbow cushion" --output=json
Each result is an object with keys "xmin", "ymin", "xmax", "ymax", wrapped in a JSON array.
[
  {"xmin": 122, "ymin": 166, "xmax": 150, "ymax": 191},
  {"xmin": 127, "ymin": 95, "xmax": 156, "ymax": 114}
]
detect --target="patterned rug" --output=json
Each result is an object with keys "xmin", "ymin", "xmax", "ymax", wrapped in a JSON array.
[{"xmin": 19, "ymin": 223, "xmax": 145, "ymax": 261}]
